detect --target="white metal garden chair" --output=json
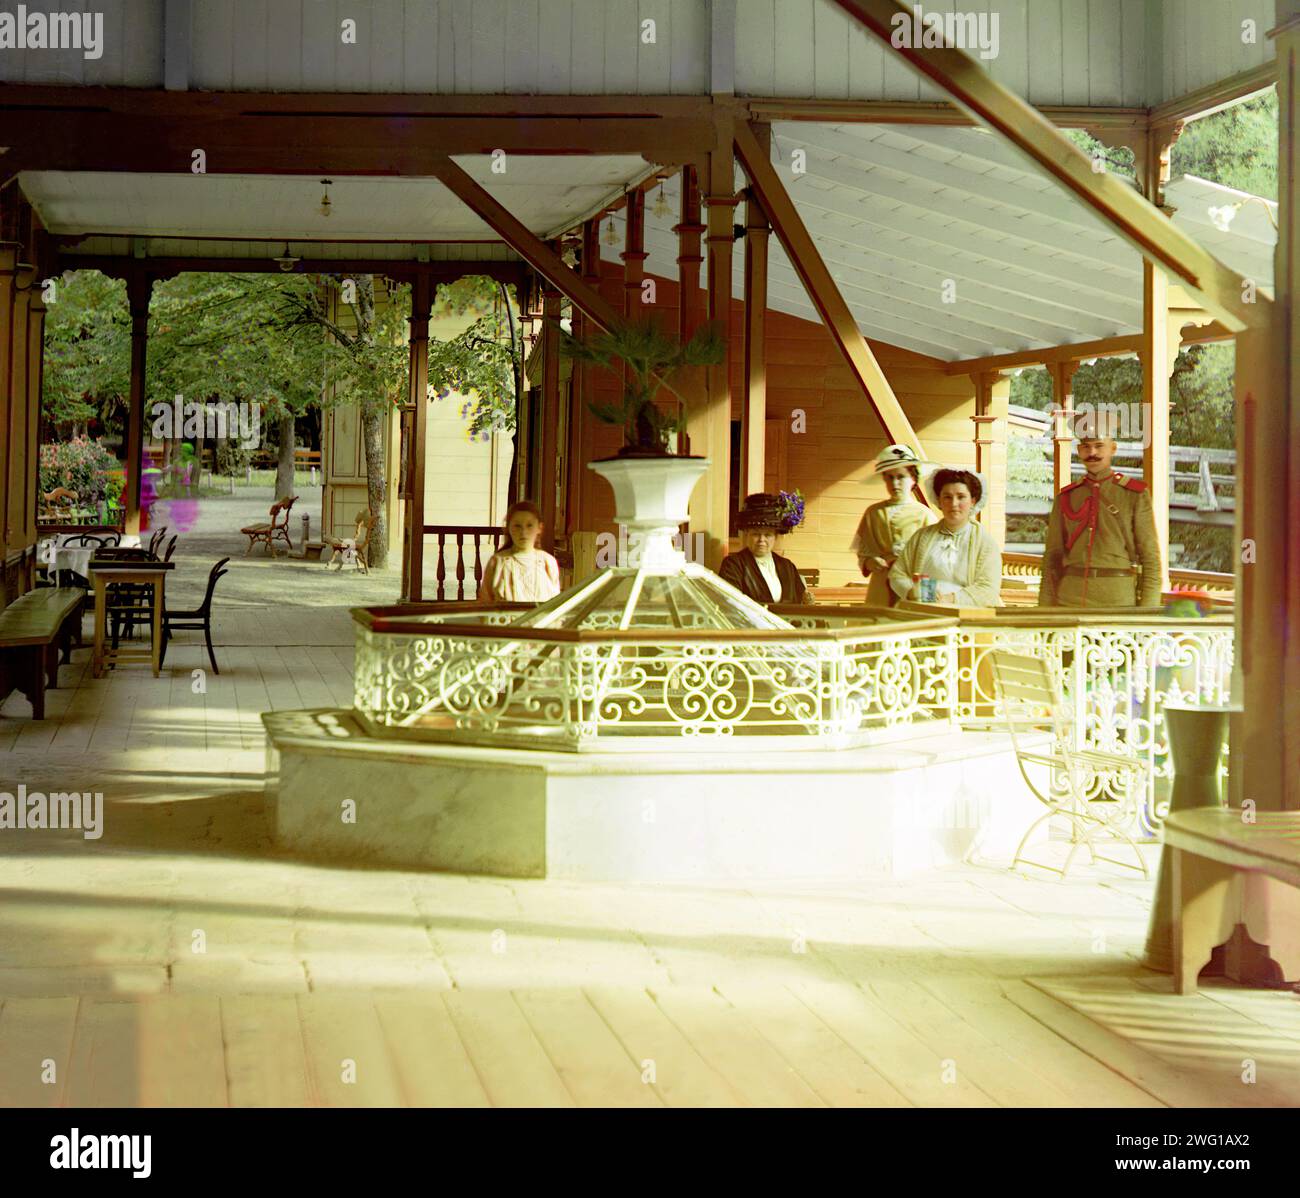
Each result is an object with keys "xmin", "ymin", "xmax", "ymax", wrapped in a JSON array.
[{"xmin": 990, "ymin": 650, "xmax": 1149, "ymax": 880}]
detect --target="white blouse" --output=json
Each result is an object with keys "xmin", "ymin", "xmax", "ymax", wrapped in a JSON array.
[{"xmin": 755, "ymin": 553, "xmax": 782, "ymax": 601}]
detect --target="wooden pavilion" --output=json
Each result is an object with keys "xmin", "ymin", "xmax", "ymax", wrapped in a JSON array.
[{"xmin": 1, "ymin": 0, "xmax": 1297, "ymax": 986}]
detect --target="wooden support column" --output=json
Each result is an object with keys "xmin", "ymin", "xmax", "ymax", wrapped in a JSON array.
[
  {"xmin": 1231, "ymin": 1, "xmax": 1300, "ymax": 822},
  {"xmin": 687, "ymin": 130, "xmax": 738, "ymax": 570},
  {"xmin": 1136, "ymin": 120, "xmax": 1183, "ymax": 593},
  {"xmin": 24, "ymin": 287, "xmax": 47, "ymax": 551},
  {"xmin": 620, "ymin": 190, "xmax": 646, "ymax": 429},
  {"xmin": 1141, "ymin": 262, "xmax": 1172, "ymax": 591},
  {"xmin": 621, "ymin": 189, "xmax": 647, "ymax": 315},
  {"xmin": 123, "ymin": 272, "xmax": 153, "ymax": 538},
  {"xmin": 675, "ymin": 165, "xmax": 706, "ymax": 459},
  {"xmin": 741, "ymin": 126, "xmax": 771, "ymax": 497},
  {"xmin": 0, "ymin": 246, "xmax": 18, "ymax": 568},
  {"xmin": 6, "ymin": 265, "xmax": 33, "ymax": 560},
  {"xmin": 539, "ymin": 274, "xmax": 562, "ymax": 546},
  {"xmin": 1049, "ymin": 359, "xmax": 1076, "ymax": 493},
  {"xmin": 675, "ymin": 165, "xmax": 705, "ymax": 342},
  {"xmin": 970, "ymin": 370, "xmax": 1004, "ymax": 540},
  {"xmin": 401, "ymin": 273, "xmax": 433, "ymax": 602},
  {"xmin": 1205, "ymin": 0, "xmax": 1300, "ymax": 991},
  {"xmin": 569, "ymin": 218, "xmax": 602, "ymax": 536}
]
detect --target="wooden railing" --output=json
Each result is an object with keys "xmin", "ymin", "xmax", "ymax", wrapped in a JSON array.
[
  {"xmin": 1002, "ymin": 551, "xmax": 1235, "ymax": 600},
  {"xmin": 423, "ymin": 525, "xmax": 504, "ymax": 601}
]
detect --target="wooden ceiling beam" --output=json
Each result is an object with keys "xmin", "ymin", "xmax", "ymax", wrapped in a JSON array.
[
  {"xmin": 426, "ymin": 153, "xmax": 626, "ymax": 335},
  {"xmin": 0, "ymin": 113, "xmax": 711, "ymax": 171},
  {"xmin": 53, "ymin": 255, "xmax": 528, "ymax": 284},
  {"xmin": 0, "ymin": 85, "xmax": 713, "ymax": 119},
  {"xmin": 745, "ymin": 97, "xmax": 1148, "ymax": 130},
  {"xmin": 829, "ymin": 0, "xmax": 1271, "ymax": 333},
  {"xmin": 942, "ymin": 334, "xmax": 1145, "ymax": 375}
]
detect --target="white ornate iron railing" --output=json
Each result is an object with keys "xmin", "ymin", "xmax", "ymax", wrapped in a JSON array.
[
  {"xmin": 351, "ymin": 605, "xmax": 958, "ymax": 752},
  {"xmin": 350, "ymin": 603, "xmax": 1234, "ymax": 829}
]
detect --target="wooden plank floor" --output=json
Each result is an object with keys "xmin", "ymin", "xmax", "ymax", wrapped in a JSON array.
[{"xmin": 1, "ymin": 605, "xmax": 1298, "ymax": 1107}]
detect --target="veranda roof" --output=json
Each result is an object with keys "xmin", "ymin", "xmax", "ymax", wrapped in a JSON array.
[{"xmin": 20, "ymin": 129, "xmax": 1275, "ymax": 363}]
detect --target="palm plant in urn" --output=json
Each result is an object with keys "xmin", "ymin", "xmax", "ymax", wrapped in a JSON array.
[{"xmin": 558, "ymin": 317, "xmax": 725, "ymax": 457}]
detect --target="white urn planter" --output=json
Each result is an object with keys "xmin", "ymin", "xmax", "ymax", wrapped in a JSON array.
[{"xmin": 588, "ymin": 455, "xmax": 709, "ymax": 571}]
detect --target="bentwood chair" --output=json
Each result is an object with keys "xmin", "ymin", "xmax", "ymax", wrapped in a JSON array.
[
  {"xmin": 159, "ymin": 558, "xmax": 229, "ymax": 674},
  {"xmin": 990, "ymin": 650, "xmax": 1149, "ymax": 880},
  {"xmin": 324, "ymin": 511, "xmax": 376, "ymax": 574},
  {"xmin": 59, "ymin": 532, "xmax": 119, "ymax": 588}
]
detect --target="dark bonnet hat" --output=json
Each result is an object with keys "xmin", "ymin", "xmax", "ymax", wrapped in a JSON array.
[{"xmin": 736, "ymin": 492, "xmax": 786, "ymax": 531}]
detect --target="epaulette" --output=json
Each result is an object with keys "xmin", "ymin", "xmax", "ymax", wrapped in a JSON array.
[{"xmin": 1114, "ymin": 473, "xmax": 1147, "ymax": 492}]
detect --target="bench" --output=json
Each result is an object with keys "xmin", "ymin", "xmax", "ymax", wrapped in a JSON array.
[
  {"xmin": 1164, "ymin": 807, "xmax": 1300, "ymax": 994},
  {"xmin": 240, "ymin": 495, "xmax": 298, "ymax": 557},
  {"xmin": 0, "ymin": 588, "xmax": 86, "ymax": 719}
]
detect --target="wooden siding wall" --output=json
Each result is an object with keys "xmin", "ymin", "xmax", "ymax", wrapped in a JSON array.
[
  {"xmin": 738, "ymin": 0, "xmax": 1151, "ymax": 107},
  {"xmin": 1157, "ymin": 0, "xmax": 1274, "ymax": 106},
  {"xmin": 0, "ymin": 0, "xmax": 1267, "ymax": 109},
  {"xmin": 573, "ymin": 260, "xmax": 1004, "ymax": 586}
]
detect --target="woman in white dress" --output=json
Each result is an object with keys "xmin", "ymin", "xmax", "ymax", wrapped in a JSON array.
[
  {"xmin": 889, "ymin": 469, "xmax": 1003, "ymax": 607},
  {"xmin": 478, "ymin": 500, "xmax": 562, "ymax": 603}
]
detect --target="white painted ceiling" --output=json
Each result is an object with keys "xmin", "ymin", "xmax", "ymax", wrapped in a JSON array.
[
  {"xmin": 604, "ymin": 124, "xmax": 1273, "ymax": 360},
  {"xmin": 18, "ymin": 154, "xmax": 652, "ymax": 243}
]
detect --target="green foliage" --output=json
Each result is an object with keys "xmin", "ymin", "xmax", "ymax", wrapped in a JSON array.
[
  {"xmin": 425, "ymin": 277, "xmax": 521, "ymax": 439},
  {"xmin": 148, "ymin": 273, "xmax": 327, "ymax": 424},
  {"xmin": 42, "ymin": 272, "xmax": 131, "ymax": 430},
  {"xmin": 1009, "ymin": 366, "xmax": 1052, "ymax": 412},
  {"xmin": 559, "ymin": 317, "xmax": 725, "ymax": 454},
  {"xmin": 1063, "ymin": 128, "xmax": 1136, "ymax": 180},
  {"xmin": 1170, "ymin": 92, "xmax": 1278, "ymax": 199}
]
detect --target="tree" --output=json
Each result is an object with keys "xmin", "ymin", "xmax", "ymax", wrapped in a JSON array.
[
  {"xmin": 426, "ymin": 276, "xmax": 521, "ymax": 440},
  {"xmin": 149, "ymin": 273, "xmax": 332, "ymax": 496},
  {"xmin": 41, "ymin": 271, "xmax": 131, "ymax": 436},
  {"xmin": 272, "ymin": 275, "xmax": 408, "ymax": 568},
  {"xmin": 1170, "ymin": 92, "xmax": 1278, "ymax": 199}
]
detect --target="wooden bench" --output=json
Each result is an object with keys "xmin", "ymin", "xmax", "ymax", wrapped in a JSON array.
[
  {"xmin": 240, "ymin": 495, "xmax": 298, "ymax": 557},
  {"xmin": 0, "ymin": 588, "xmax": 85, "ymax": 719},
  {"xmin": 1165, "ymin": 807, "xmax": 1300, "ymax": 993}
]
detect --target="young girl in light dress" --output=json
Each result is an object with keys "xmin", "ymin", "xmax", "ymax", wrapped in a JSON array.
[{"xmin": 478, "ymin": 500, "xmax": 562, "ymax": 603}]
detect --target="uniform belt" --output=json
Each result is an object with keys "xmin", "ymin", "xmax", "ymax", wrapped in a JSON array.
[{"xmin": 1064, "ymin": 565, "xmax": 1136, "ymax": 578}]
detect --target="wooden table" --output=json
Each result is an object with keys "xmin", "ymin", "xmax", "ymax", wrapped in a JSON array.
[
  {"xmin": 1164, "ymin": 808, "xmax": 1300, "ymax": 993},
  {"xmin": 88, "ymin": 559, "xmax": 175, "ymax": 678}
]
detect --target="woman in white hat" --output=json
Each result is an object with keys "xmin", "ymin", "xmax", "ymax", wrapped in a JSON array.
[
  {"xmin": 850, "ymin": 444, "xmax": 937, "ymax": 606},
  {"xmin": 888, "ymin": 468, "xmax": 1003, "ymax": 607}
]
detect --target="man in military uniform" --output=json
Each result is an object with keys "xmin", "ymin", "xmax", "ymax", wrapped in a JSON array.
[{"xmin": 1039, "ymin": 424, "xmax": 1163, "ymax": 607}]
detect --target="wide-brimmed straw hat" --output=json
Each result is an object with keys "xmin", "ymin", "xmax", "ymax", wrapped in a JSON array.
[
  {"xmin": 871, "ymin": 444, "xmax": 929, "ymax": 475},
  {"xmin": 924, "ymin": 466, "xmax": 989, "ymax": 514}
]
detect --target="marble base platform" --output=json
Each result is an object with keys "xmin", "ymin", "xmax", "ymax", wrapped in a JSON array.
[{"xmin": 263, "ymin": 709, "xmax": 1051, "ymax": 882}]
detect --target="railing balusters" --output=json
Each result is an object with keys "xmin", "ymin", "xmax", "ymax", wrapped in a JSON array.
[{"xmin": 422, "ymin": 525, "xmax": 504, "ymax": 602}]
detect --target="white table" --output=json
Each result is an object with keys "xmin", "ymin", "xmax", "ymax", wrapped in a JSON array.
[{"xmin": 39, "ymin": 533, "xmax": 141, "ymax": 581}]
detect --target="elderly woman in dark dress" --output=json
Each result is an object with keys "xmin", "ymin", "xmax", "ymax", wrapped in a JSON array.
[{"xmin": 718, "ymin": 492, "xmax": 815, "ymax": 606}]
